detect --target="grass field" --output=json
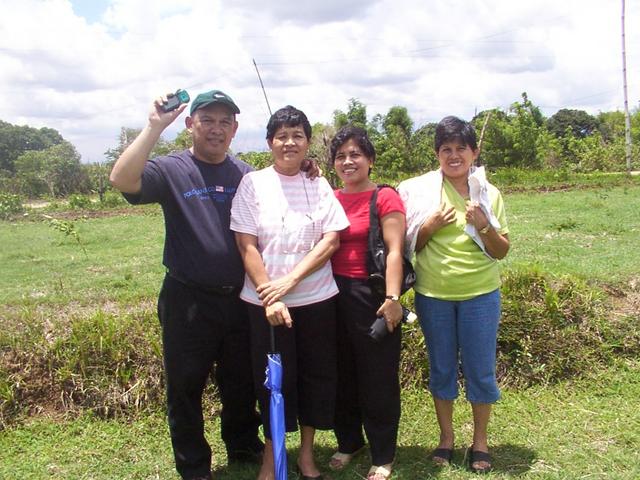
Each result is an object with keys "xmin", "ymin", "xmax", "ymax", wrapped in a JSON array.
[
  {"xmin": 503, "ymin": 185, "xmax": 640, "ymax": 285},
  {"xmin": 1, "ymin": 359, "xmax": 638, "ymax": 479},
  {"xmin": 2, "ymin": 184, "xmax": 637, "ymax": 310},
  {"xmin": 1, "ymin": 182, "xmax": 639, "ymax": 479}
]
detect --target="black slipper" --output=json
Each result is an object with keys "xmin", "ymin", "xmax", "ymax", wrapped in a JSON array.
[
  {"xmin": 467, "ymin": 447, "xmax": 492, "ymax": 474},
  {"xmin": 432, "ymin": 447, "xmax": 453, "ymax": 465}
]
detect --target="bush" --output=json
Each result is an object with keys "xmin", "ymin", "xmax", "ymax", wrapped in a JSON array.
[
  {"xmin": 68, "ymin": 194, "xmax": 93, "ymax": 210},
  {"xmin": 99, "ymin": 190, "xmax": 127, "ymax": 208},
  {"xmin": 0, "ymin": 309, "xmax": 163, "ymax": 427},
  {"xmin": 497, "ymin": 266, "xmax": 637, "ymax": 387},
  {"xmin": 3, "ymin": 268, "xmax": 638, "ymax": 427},
  {"xmin": 0, "ymin": 193, "xmax": 24, "ymax": 220},
  {"xmin": 398, "ymin": 267, "xmax": 640, "ymax": 389}
]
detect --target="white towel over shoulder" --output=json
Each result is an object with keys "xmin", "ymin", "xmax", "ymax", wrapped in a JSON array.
[{"xmin": 397, "ymin": 166, "xmax": 501, "ymax": 259}]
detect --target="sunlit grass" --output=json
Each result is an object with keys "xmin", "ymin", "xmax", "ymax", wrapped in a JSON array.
[{"xmin": 1, "ymin": 360, "xmax": 638, "ymax": 479}]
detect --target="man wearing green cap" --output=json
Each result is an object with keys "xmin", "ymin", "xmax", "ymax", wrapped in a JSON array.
[{"xmin": 110, "ymin": 90, "xmax": 263, "ymax": 480}]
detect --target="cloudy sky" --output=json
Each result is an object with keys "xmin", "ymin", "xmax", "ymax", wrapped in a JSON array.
[{"xmin": 1, "ymin": 0, "xmax": 639, "ymax": 162}]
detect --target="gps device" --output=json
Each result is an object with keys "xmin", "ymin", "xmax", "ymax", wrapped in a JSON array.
[{"xmin": 161, "ymin": 89, "xmax": 190, "ymax": 112}]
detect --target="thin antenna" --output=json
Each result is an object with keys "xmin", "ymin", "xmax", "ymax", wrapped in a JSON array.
[
  {"xmin": 253, "ymin": 58, "xmax": 272, "ymax": 116},
  {"xmin": 621, "ymin": 0, "xmax": 632, "ymax": 174}
]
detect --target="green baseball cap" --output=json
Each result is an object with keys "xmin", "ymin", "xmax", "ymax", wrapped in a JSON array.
[{"xmin": 189, "ymin": 89, "xmax": 241, "ymax": 115}]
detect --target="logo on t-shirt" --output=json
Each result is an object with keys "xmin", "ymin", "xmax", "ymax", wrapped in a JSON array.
[{"xmin": 182, "ymin": 185, "xmax": 237, "ymax": 203}]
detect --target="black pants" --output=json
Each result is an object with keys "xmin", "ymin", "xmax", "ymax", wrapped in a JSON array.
[
  {"xmin": 158, "ymin": 275, "xmax": 262, "ymax": 480},
  {"xmin": 333, "ymin": 275, "xmax": 401, "ymax": 466},
  {"xmin": 246, "ymin": 297, "xmax": 337, "ymax": 439}
]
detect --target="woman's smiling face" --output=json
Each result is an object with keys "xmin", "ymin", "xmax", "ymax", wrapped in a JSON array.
[
  {"xmin": 437, "ymin": 140, "xmax": 479, "ymax": 181},
  {"xmin": 268, "ymin": 125, "xmax": 310, "ymax": 174},
  {"xmin": 334, "ymin": 138, "xmax": 372, "ymax": 186}
]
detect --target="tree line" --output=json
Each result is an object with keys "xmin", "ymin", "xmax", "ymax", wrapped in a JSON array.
[{"xmin": 1, "ymin": 92, "xmax": 638, "ymax": 200}]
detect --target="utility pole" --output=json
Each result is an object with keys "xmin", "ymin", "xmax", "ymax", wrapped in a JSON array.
[{"xmin": 622, "ymin": 0, "xmax": 632, "ymax": 173}]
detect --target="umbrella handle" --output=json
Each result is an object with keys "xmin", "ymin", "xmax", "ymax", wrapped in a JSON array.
[{"xmin": 270, "ymin": 324, "xmax": 276, "ymax": 353}]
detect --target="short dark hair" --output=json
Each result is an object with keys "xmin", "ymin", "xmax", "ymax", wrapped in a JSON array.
[
  {"xmin": 434, "ymin": 116, "xmax": 478, "ymax": 152},
  {"xmin": 266, "ymin": 105, "xmax": 312, "ymax": 141},
  {"xmin": 329, "ymin": 125, "xmax": 376, "ymax": 165}
]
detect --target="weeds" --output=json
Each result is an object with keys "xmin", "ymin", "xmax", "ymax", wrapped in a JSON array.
[
  {"xmin": 0, "ymin": 309, "xmax": 163, "ymax": 428},
  {"xmin": 42, "ymin": 214, "xmax": 87, "ymax": 258},
  {"xmin": 2, "ymin": 266, "xmax": 638, "ymax": 428},
  {"xmin": 398, "ymin": 266, "xmax": 640, "ymax": 390},
  {"xmin": 0, "ymin": 193, "xmax": 24, "ymax": 219},
  {"xmin": 496, "ymin": 266, "xmax": 636, "ymax": 387}
]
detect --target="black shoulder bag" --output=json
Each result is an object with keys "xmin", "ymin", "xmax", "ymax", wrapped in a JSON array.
[{"xmin": 366, "ymin": 185, "xmax": 416, "ymax": 300}]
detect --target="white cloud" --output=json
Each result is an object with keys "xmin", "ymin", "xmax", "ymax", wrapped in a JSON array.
[{"xmin": 0, "ymin": 0, "xmax": 638, "ymax": 162}]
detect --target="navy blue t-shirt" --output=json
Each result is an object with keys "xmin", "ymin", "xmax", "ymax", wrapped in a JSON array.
[{"xmin": 124, "ymin": 150, "xmax": 253, "ymax": 288}]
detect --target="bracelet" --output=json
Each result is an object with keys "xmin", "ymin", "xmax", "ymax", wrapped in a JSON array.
[{"xmin": 479, "ymin": 224, "xmax": 491, "ymax": 234}]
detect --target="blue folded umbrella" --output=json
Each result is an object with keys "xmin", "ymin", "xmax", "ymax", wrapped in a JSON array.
[{"xmin": 265, "ymin": 336, "xmax": 287, "ymax": 480}]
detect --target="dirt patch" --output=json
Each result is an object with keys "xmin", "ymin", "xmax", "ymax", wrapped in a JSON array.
[
  {"xmin": 610, "ymin": 290, "xmax": 640, "ymax": 320},
  {"xmin": 1, "ymin": 299, "xmax": 157, "ymax": 331},
  {"xmin": 38, "ymin": 207, "xmax": 146, "ymax": 221}
]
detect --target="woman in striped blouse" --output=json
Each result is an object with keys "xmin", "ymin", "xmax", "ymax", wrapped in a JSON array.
[{"xmin": 231, "ymin": 105, "xmax": 349, "ymax": 480}]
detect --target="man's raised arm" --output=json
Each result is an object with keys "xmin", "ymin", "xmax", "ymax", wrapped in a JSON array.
[{"xmin": 109, "ymin": 95, "xmax": 187, "ymax": 194}]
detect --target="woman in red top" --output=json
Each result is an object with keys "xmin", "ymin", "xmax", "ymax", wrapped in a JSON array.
[{"xmin": 329, "ymin": 125, "xmax": 406, "ymax": 480}]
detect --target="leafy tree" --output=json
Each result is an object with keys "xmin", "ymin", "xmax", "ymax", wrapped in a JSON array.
[
  {"xmin": 172, "ymin": 128, "xmax": 192, "ymax": 150},
  {"xmin": 104, "ymin": 127, "xmax": 179, "ymax": 162},
  {"xmin": 409, "ymin": 123, "xmax": 437, "ymax": 174},
  {"xmin": 84, "ymin": 161, "xmax": 112, "ymax": 202},
  {"xmin": 535, "ymin": 128, "xmax": 564, "ymax": 169},
  {"xmin": 547, "ymin": 109, "xmax": 599, "ymax": 138},
  {"xmin": 383, "ymin": 106, "xmax": 413, "ymax": 140},
  {"xmin": 507, "ymin": 92, "xmax": 545, "ymax": 168},
  {"xmin": 0, "ymin": 121, "xmax": 64, "ymax": 173},
  {"xmin": 333, "ymin": 98, "xmax": 367, "ymax": 130},
  {"xmin": 472, "ymin": 109, "xmax": 512, "ymax": 168},
  {"xmin": 308, "ymin": 123, "xmax": 338, "ymax": 187},
  {"xmin": 236, "ymin": 151, "xmax": 272, "ymax": 170},
  {"xmin": 15, "ymin": 141, "xmax": 88, "ymax": 197},
  {"xmin": 373, "ymin": 106, "xmax": 421, "ymax": 178},
  {"xmin": 597, "ymin": 111, "xmax": 626, "ymax": 142}
]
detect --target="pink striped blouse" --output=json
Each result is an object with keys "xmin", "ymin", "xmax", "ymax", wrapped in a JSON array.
[{"xmin": 230, "ymin": 166, "xmax": 349, "ymax": 307}]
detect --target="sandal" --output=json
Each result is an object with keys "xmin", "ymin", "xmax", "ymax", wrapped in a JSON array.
[
  {"xmin": 328, "ymin": 445, "xmax": 364, "ymax": 470},
  {"xmin": 467, "ymin": 446, "xmax": 492, "ymax": 474},
  {"xmin": 432, "ymin": 447, "xmax": 453, "ymax": 466},
  {"xmin": 296, "ymin": 463, "xmax": 324, "ymax": 479},
  {"xmin": 367, "ymin": 464, "xmax": 392, "ymax": 480}
]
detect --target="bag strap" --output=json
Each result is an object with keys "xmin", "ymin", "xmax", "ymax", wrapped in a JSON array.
[
  {"xmin": 368, "ymin": 187, "xmax": 380, "ymax": 231},
  {"xmin": 369, "ymin": 184, "xmax": 396, "ymax": 224}
]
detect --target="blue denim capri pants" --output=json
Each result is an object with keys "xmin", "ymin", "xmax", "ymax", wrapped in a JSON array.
[{"xmin": 415, "ymin": 289, "xmax": 501, "ymax": 404}]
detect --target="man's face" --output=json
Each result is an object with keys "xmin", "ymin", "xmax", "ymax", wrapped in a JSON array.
[{"xmin": 186, "ymin": 103, "xmax": 238, "ymax": 164}]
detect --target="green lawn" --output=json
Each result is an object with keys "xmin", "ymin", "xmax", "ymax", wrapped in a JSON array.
[
  {"xmin": 0, "ymin": 208, "xmax": 165, "ymax": 307},
  {"xmin": 1, "ymin": 359, "xmax": 638, "ymax": 479},
  {"xmin": 1, "ymin": 184, "xmax": 639, "ymax": 479},
  {"xmin": 1, "ymin": 185, "xmax": 637, "ymax": 310},
  {"xmin": 503, "ymin": 185, "xmax": 640, "ymax": 284}
]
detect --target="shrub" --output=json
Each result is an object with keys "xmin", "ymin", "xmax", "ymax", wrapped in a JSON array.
[
  {"xmin": 398, "ymin": 267, "xmax": 640, "ymax": 390},
  {"xmin": 2, "ymin": 268, "xmax": 638, "ymax": 427},
  {"xmin": 99, "ymin": 190, "xmax": 127, "ymax": 208},
  {"xmin": 0, "ymin": 193, "xmax": 24, "ymax": 220},
  {"xmin": 0, "ymin": 309, "xmax": 163, "ymax": 427},
  {"xmin": 68, "ymin": 194, "xmax": 93, "ymax": 210},
  {"xmin": 497, "ymin": 266, "xmax": 636, "ymax": 387}
]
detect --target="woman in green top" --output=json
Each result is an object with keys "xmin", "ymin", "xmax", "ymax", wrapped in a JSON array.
[{"xmin": 398, "ymin": 116, "xmax": 510, "ymax": 474}]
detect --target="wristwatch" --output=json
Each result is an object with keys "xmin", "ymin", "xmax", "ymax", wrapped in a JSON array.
[
  {"xmin": 479, "ymin": 224, "xmax": 491, "ymax": 234},
  {"xmin": 385, "ymin": 295, "xmax": 400, "ymax": 302}
]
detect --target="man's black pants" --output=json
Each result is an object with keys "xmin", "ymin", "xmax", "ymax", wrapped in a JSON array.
[{"xmin": 158, "ymin": 274, "xmax": 261, "ymax": 480}]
